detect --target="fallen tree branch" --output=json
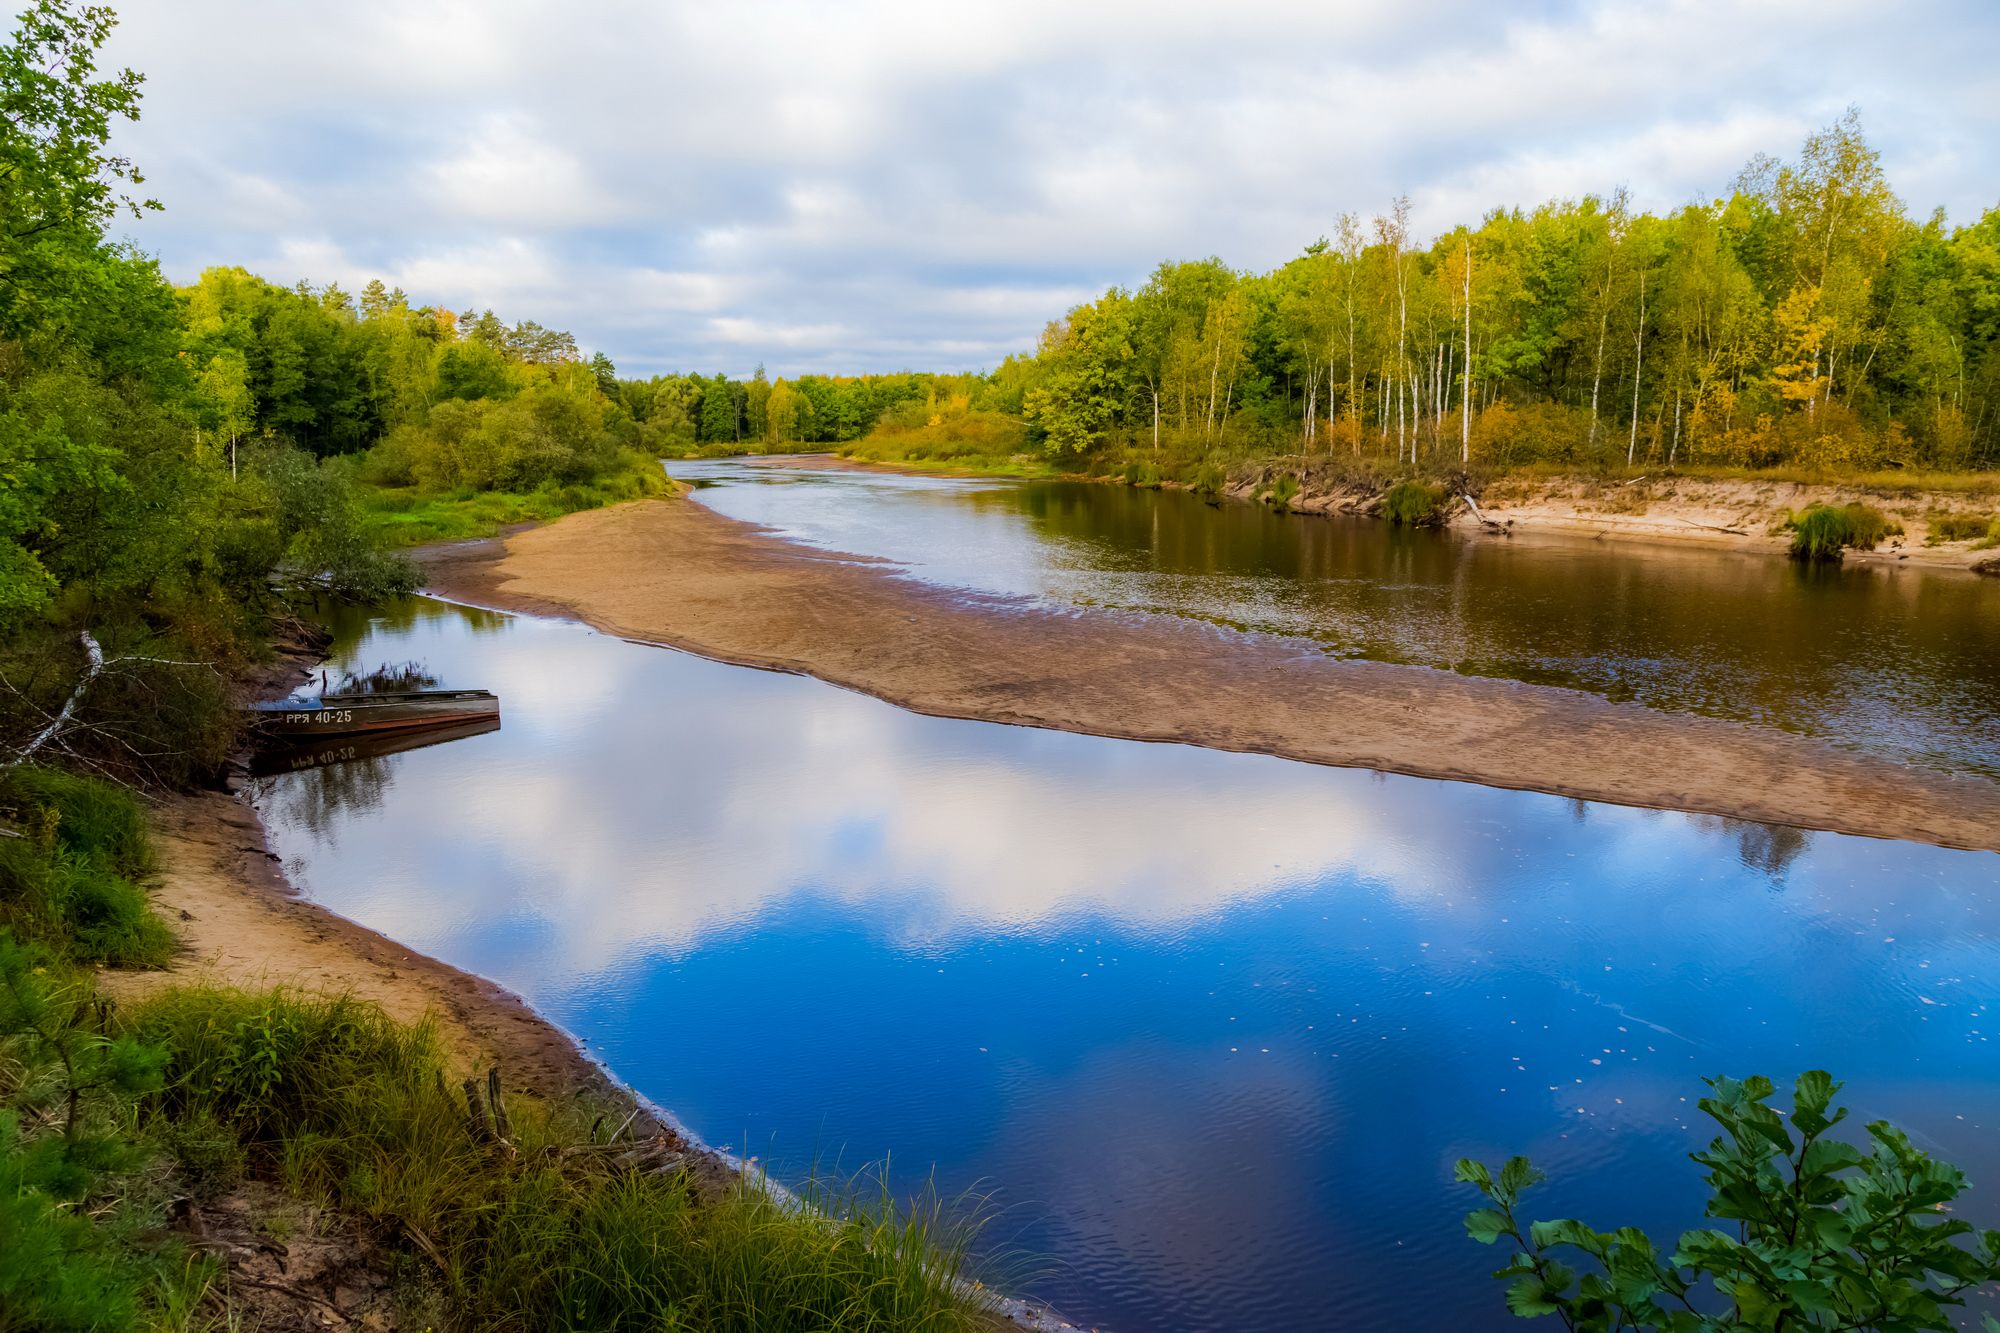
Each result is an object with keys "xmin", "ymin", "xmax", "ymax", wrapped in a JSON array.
[
  {"xmin": 1460, "ymin": 494, "xmax": 1507, "ymax": 533},
  {"xmin": 2, "ymin": 631, "xmax": 222, "ymax": 775},
  {"xmin": 3, "ymin": 631, "xmax": 104, "ymax": 771}
]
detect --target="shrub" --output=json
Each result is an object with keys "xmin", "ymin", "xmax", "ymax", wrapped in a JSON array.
[
  {"xmin": 4, "ymin": 766, "xmax": 151, "ymax": 875},
  {"xmin": 1470, "ymin": 400, "xmax": 1596, "ymax": 467},
  {"xmin": 1256, "ymin": 473, "xmax": 1300, "ymax": 507},
  {"xmin": 1785, "ymin": 502, "xmax": 1903, "ymax": 561},
  {"xmin": 1926, "ymin": 511, "xmax": 1999, "ymax": 545},
  {"xmin": 1381, "ymin": 480, "xmax": 1449, "ymax": 526},
  {"xmin": 1459, "ymin": 1071, "xmax": 2000, "ymax": 1331},
  {"xmin": 0, "ymin": 1111, "xmax": 147, "ymax": 1330},
  {"xmin": 0, "ymin": 769, "xmax": 170, "ymax": 967},
  {"xmin": 260, "ymin": 446, "xmax": 421, "ymax": 599},
  {"xmin": 1191, "ymin": 461, "xmax": 1227, "ymax": 499}
]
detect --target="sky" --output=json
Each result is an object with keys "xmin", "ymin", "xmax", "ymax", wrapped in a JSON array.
[{"xmin": 99, "ymin": 0, "xmax": 2000, "ymax": 378}]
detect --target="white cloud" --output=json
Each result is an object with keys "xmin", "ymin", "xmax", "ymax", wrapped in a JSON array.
[
  {"xmin": 423, "ymin": 114, "xmax": 622, "ymax": 229},
  {"xmin": 99, "ymin": 0, "xmax": 2000, "ymax": 374}
]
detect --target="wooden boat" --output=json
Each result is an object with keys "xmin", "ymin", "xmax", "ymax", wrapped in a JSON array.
[
  {"xmin": 248, "ymin": 688, "xmax": 499, "ymax": 737},
  {"xmin": 250, "ymin": 716, "xmax": 501, "ymax": 776}
]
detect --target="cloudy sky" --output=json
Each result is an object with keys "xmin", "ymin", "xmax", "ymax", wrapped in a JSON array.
[{"xmin": 100, "ymin": 0, "xmax": 1998, "ymax": 377}]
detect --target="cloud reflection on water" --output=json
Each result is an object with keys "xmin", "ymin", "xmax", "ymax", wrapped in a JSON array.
[{"xmin": 248, "ymin": 597, "xmax": 2000, "ymax": 1332}]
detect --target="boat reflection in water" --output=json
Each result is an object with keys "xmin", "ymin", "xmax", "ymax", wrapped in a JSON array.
[{"xmin": 250, "ymin": 717, "xmax": 503, "ymax": 777}]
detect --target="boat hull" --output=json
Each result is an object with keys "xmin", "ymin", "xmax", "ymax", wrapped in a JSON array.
[{"xmin": 251, "ymin": 690, "xmax": 500, "ymax": 737}]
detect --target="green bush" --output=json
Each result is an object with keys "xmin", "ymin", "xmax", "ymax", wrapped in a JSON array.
[
  {"xmin": 1382, "ymin": 480, "xmax": 1449, "ymax": 526},
  {"xmin": 1785, "ymin": 501, "xmax": 1902, "ymax": 560},
  {"xmin": 0, "ymin": 770, "xmax": 170, "ymax": 967},
  {"xmin": 0, "ymin": 938, "xmax": 202, "ymax": 1329},
  {"xmin": 0, "ymin": 1111, "xmax": 147, "ymax": 1331},
  {"xmin": 1926, "ymin": 511, "xmax": 1999, "ymax": 545},
  {"xmin": 1191, "ymin": 461, "xmax": 1227, "ymax": 499},
  {"xmin": 1461, "ymin": 1071, "xmax": 2000, "ymax": 1330}
]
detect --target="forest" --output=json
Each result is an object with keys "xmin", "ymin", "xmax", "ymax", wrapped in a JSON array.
[
  {"xmin": 671, "ymin": 114, "xmax": 2000, "ymax": 479},
  {"xmin": 980, "ymin": 113, "xmax": 2000, "ymax": 474}
]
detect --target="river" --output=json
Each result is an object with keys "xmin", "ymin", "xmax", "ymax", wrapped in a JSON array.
[
  {"xmin": 670, "ymin": 458, "xmax": 2000, "ymax": 780},
  {"xmin": 248, "ymin": 591, "xmax": 1999, "ymax": 1328}
]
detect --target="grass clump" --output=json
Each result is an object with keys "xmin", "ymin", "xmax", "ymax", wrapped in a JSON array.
[
  {"xmin": 1190, "ymin": 461, "xmax": 1227, "ymax": 500},
  {"xmin": 1785, "ymin": 501, "xmax": 1903, "ymax": 561},
  {"xmin": 0, "ymin": 767, "xmax": 170, "ymax": 967},
  {"xmin": 1381, "ymin": 480, "xmax": 1449, "ymax": 526},
  {"xmin": 1925, "ymin": 510, "xmax": 2000, "ymax": 546},
  {"xmin": 131, "ymin": 986, "xmax": 996, "ymax": 1330}
]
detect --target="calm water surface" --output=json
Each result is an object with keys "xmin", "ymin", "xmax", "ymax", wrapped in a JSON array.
[
  {"xmin": 669, "ymin": 458, "xmax": 2000, "ymax": 778},
  {"xmin": 252, "ymin": 597, "xmax": 2000, "ymax": 1332}
]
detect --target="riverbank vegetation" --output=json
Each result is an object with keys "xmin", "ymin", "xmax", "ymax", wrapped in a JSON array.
[
  {"xmin": 888, "ymin": 113, "xmax": 2000, "ymax": 484},
  {"xmin": 1, "ymin": 6, "xmax": 998, "ymax": 1327},
  {"xmin": 611, "ymin": 113, "xmax": 2000, "ymax": 513},
  {"xmin": 1783, "ymin": 501, "xmax": 1902, "ymax": 561},
  {"xmin": 1459, "ymin": 1071, "xmax": 2000, "ymax": 1330}
]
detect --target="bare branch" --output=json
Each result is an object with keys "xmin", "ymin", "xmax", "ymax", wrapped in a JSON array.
[{"xmin": 3, "ymin": 631, "xmax": 105, "ymax": 771}]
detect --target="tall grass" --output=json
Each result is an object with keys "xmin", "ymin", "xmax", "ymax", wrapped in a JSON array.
[
  {"xmin": 0, "ymin": 767, "xmax": 170, "ymax": 967},
  {"xmin": 1926, "ymin": 510, "xmax": 2000, "ymax": 546},
  {"xmin": 1785, "ymin": 502, "xmax": 1902, "ymax": 561},
  {"xmin": 5, "ymin": 765, "xmax": 154, "ymax": 875},
  {"xmin": 131, "ymin": 988, "xmax": 995, "ymax": 1331},
  {"xmin": 1381, "ymin": 480, "xmax": 1450, "ymax": 526}
]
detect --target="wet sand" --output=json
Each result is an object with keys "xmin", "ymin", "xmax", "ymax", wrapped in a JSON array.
[{"xmin": 414, "ymin": 495, "xmax": 2000, "ymax": 853}]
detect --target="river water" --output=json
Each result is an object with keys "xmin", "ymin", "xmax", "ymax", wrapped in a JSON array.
[
  {"xmin": 248, "ymin": 464, "xmax": 2000, "ymax": 1331},
  {"xmin": 671, "ymin": 458, "xmax": 2000, "ymax": 779}
]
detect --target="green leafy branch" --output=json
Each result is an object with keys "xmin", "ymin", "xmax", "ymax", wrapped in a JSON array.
[{"xmin": 1460, "ymin": 1072, "xmax": 2000, "ymax": 1331}]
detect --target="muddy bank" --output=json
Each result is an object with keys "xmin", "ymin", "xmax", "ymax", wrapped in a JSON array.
[{"xmin": 415, "ymin": 496, "xmax": 2000, "ymax": 852}]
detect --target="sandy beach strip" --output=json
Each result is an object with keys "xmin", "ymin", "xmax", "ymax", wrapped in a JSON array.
[{"xmin": 413, "ymin": 495, "xmax": 2000, "ymax": 853}]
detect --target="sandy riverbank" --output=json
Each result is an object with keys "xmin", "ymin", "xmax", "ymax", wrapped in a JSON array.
[
  {"xmin": 99, "ymin": 790, "xmax": 658, "ymax": 1118},
  {"xmin": 415, "ymin": 493, "xmax": 2000, "ymax": 852},
  {"xmin": 1451, "ymin": 473, "xmax": 2000, "ymax": 570},
  {"xmin": 1209, "ymin": 459, "xmax": 2000, "ymax": 569}
]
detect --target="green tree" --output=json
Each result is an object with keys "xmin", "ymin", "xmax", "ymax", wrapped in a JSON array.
[
  {"xmin": 0, "ymin": 0, "xmax": 156, "ymax": 296},
  {"xmin": 1025, "ymin": 290, "xmax": 1136, "ymax": 455}
]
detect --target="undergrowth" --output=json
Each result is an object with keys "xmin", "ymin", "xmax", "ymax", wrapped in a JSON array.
[
  {"xmin": 357, "ymin": 453, "xmax": 670, "ymax": 548},
  {"xmin": 1381, "ymin": 480, "xmax": 1450, "ymax": 526},
  {"xmin": 1785, "ymin": 502, "xmax": 1903, "ymax": 561},
  {"xmin": 128, "ymin": 986, "xmax": 996, "ymax": 1331},
  {"xmin": 1926, "ymin": 510, "xmax": 2000, "ymax": 546},
  {"xmin": 0, "ymin": 767, "xmax": 170, "ymax": 967}
]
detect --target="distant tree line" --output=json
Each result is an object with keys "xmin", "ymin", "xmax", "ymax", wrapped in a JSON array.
[
  {"xmin": 1009, "ymin": 112, "xmax": 2000, "ymax": 474},
  {"xmin": 613, "ymin": 368, "xmax": 1001, "ymax": 452}
]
